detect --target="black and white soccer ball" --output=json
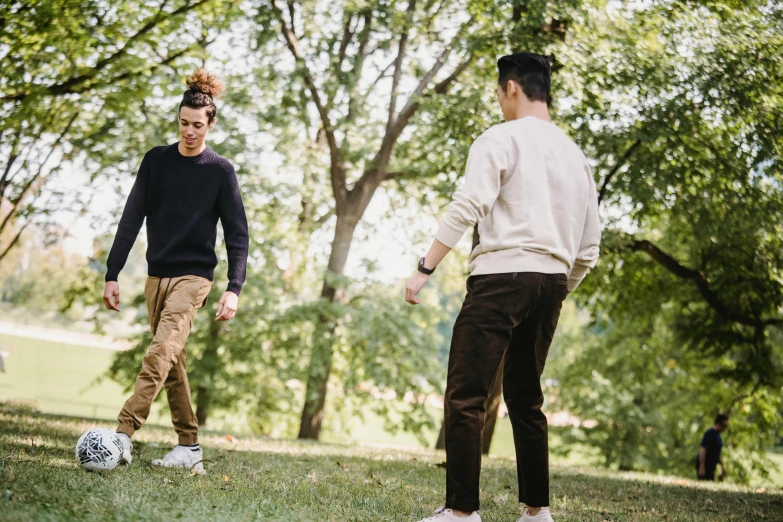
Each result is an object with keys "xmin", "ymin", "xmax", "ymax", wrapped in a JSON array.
[{"xmin": 75, "ymin": 428, "xmax": 122, "ymax": 471}]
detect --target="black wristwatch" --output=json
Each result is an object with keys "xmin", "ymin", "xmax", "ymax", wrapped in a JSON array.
[{"xmin": 417, "ymin": 257, "xmax": 435, "ymax": 275}]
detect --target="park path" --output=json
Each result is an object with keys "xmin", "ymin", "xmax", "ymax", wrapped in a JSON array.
[{"xmin": 0, "ymin": 321, "xmax": 132, "ymax": 351}]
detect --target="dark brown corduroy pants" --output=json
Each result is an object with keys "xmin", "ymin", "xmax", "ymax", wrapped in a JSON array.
[{"xmin": 444, "ymin": 272, "xmax": 568, "ymax": 512}]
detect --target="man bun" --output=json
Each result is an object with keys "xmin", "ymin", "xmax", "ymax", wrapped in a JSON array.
[
  {"xmin": 186, "ymin": 69, "xmax": 224, "ymax": 98},
  {"xmin": 180, "ymin": 69, "xmax": 222, "ymax": 123}
]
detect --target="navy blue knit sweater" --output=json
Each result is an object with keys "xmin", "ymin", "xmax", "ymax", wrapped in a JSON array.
[{"xmin": 105, "ymin": 144, "xmax": 249, "ymax": 295}]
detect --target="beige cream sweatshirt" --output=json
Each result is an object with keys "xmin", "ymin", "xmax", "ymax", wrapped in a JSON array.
[{"xmin": 435, "ymin": 116, "xmax": 601, "ymax": 291}]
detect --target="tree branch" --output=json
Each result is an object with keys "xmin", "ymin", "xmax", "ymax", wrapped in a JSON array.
[
  {"xmin": 388, "ymin": 0, "xmax": 418, "ymax": 131},
  {"xmin": 369, "ymin": 18, "xmax": 474, "ymax": 179},
  {"xmin": 287, "ymin": 0, "xmax": 296, "ymax": 36},
  {"xmin": 0, "ymin": 112, "xmax": 77, "ymax": 236},
  {"xmin": 314, "ymin": 208, "xmax": 336, "ymax": 226},
  {"xmin": 349, "ymin": 26, "xmax": 474, "ymax": 204},
  {"xmin": 0, "ymin": 129, "xmax": 22, "ymax": 198},
  {"xmin": 273, "ymin": 0, "xmax": 345, "ymax": 204},
  {"xmin": 108, "ymin": 44, "xmax": 197, "ymax": 85},
  {"xmin": 345, "ymin": 11, "xmax": 373, "ymax": 125},
  {"xmin": 0, "ymin": 222, "xmax": 29, "ymax": 264},
  {"xmin": 421, "ymin": 0, "xmax": 449, "ymax": 33},
  {"xmin": 337, "ymin": 13, "xmax": 354, "ymax": 66},
  {"xmin": 430, "ymin": 54, "xmax": 474, "ymax": 95},
  {"xmin": 630, "ymin": 239, "xmax": 780, "ymax": 328},
  {"xmin": 2, "ymin": 101, "xmax": 63, "ymax": 193},
  {"xmin": 598, "ymin": 139, "xmax": 642, "ymax": 204},
  {"xmin": 390, "ymin": 18, "xmax": 473, "ymax": 141},
  {"xmin": 2, "ymin": 0, "xmax": 216, "ymax": 101},
  {"xmin": 362, "ymin": 59, "xmax": 396, "ymax": 99},
  {"xmin": 382, "ymin": 171, "xmax": 408, "ymax": 181}
]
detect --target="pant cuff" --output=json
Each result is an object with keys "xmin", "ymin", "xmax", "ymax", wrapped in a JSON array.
[
  {"xmin": 178, "ymin": 434, "xmax": 199, "ymax": 445},
  {"xmin": 520, "ymin": 498, "xmax": 550, "ymax": 508},
  {"xmin": 117, "ymin": 424, "xmax": 136, "ymax": 438},
  {"xmin": 445, "ymin": 497, "xmax": 479, "ymax": 513}
]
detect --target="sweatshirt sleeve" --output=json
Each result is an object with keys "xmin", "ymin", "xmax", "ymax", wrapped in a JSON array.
[
  {"xmin": 105, "ymin": 153, "xmax": 151, "ymax": 282},
  {"xmin": 217, "ymin": 165, "xmax": 249, "ymax": 295},
  {"xmin": 435, "ymin": 137, "xmax": 507, "ymax": 248},
  {"xmin": 567, "ymin": 165, "xmax": 601, "ymax": 292}
]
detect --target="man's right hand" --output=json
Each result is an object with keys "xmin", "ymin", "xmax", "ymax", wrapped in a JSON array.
[
  {"xmin": 103, "ymin": 281, "xmax": 120, "ymax": 312},
  {"xmin": 698, "ymin": 466, "xmax": 706, "ymax": 478}
]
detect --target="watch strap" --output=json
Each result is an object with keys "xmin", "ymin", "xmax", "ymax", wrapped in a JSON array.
[{"xmin": 417, "ymin": 257, "xmax": 435, "ymax": 275}]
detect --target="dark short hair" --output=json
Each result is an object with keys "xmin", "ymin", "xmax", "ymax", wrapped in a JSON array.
[
  {"xmin": 497, "ymin": 52, "xmax": 552, "ymax": 105},
  {"xmin": 715, "ymin": 413, "xmax": 729, "ymax": 425}
]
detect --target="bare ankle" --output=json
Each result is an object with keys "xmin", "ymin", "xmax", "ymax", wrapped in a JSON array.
[
  {"xmin": 527, "ymin": 507, "xmax": 541, "ymax": 516},
  {"xmin": 452, "ymin": 510, "xmax": 473, "ymax": 518}
]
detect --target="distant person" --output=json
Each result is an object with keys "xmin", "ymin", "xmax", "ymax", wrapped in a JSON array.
[
  {"xmin": 697, "ymin": 413, "xmax": 729, "ymax": 481},
  {"xmin": 405, "ymin": 52, "xmax": 601, "ymax": 522},
  {"xmin": 102, "ymin": 69, "xmax": 248, "ymax": 474}
]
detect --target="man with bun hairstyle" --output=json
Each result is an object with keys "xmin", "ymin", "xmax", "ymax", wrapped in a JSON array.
[
  {"xmin": 406, "ymin": 53, "xmax": 601, "ymax": 522},
  {"xmin": 103, "ymin": 69, "xmax": 249, "ymax": 474}
]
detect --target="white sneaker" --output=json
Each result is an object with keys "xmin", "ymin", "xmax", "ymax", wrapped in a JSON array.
[
  {"xmin": 417, "ymin": 507, "xmax": 481, "ymax": 522},
  {"xmin": 151, "ymin": 445, "xmax": 205, "ymax": 474},
  {"xmin": 116, "ymin": 432, "xmax": 132, "ymax": 466},
  {"xmin": 519, "ymin": 507, "xmax": 554, "ymax": 522}
]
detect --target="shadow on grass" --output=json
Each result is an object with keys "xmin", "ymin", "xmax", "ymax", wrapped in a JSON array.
[{"xmin": 3, "ymin": 404, "xmax": 783, "ymax": 521}]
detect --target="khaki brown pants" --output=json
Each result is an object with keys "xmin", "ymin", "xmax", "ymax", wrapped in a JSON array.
[{"xmin": 117, "ymin": 275, "xmax": 211, "ymax": 445}]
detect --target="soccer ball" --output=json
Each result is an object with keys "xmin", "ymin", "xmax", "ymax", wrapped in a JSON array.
[{"xmin": 75, "ymin": 428, "xmax": 122, "ymax": 471}]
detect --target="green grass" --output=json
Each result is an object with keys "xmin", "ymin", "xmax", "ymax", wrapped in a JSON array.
[
  {"xmin": 0, "ymin": 333, "xmax": 565, "ymax": 458},
  {"xmin": 0, "ymin": 334, "xmax": 170, "ymax": 425},
  {"xmin": 1, "ymin": 407, "xmax": 782, "ymax": 522},
  {"xmin": 769, "ymin": 453, "xmax": 783, "ymax": 488},
  {"xmin": 2, "ymin": 332, "xmax": 782, "ymax": 487}
]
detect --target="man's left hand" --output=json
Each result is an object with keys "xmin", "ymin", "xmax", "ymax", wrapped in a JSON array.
[
  {"xmin": 216, "ymin": 291, "xmax": 238, "ymax": 321},
  {"xmin": 405, "ymin": 272, "xmax": 430, "ymax": 305}
]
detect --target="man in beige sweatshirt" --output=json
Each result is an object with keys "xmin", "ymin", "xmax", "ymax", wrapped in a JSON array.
[{"xmin": 406, "ymin": 53, "xmax": 601, "ymax": 522}]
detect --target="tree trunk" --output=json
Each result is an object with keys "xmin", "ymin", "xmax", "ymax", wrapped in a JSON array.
[
  {"xmin": 194, "ymin": 316, "xmax": 221, "ymax": 427},
  {"xmin": 482, "ymin": 360, "xmax": 504, "ymax": 455},
  {"xmin": 195, "ymin": 385, "xmax": 210, "ymax": 426},
  {"xmin": 434, "ymin": 227, "xmax": 482, "ymax": 451},
  {"xmin": 435, "ymin": 420, "xmax": 446, "ymax": 450},
  {"xmin": 434, "ymin": 360, "xmax": 504, "ymax": 453},
  {"xmin": 298, "ymin": 213, "xmax": 360, "ymax": 439}
]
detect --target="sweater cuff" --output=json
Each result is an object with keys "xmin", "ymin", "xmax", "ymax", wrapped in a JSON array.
[
  {"xmin": 105, "ymin": 268, "xmax": 120, "ymax": 283},
  {"xmin": 226, "ymin": 281, "xmax": 243, "ymax": 296},
  {"xmin": 435, "ymin": 220, "xmax": 468, "ymax": 249},
  {"xmin": 567, "ymin": 265, "xmax": 591, "ymax": 292}
]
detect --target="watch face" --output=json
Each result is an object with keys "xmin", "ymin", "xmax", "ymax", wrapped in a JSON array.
[{"xmin": 418, "ymin": 257, "xmax": 433, "ymax": 274}]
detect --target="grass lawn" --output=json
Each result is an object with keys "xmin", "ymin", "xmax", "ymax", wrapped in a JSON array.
[
  {"xmin": 1, "ymin": 331, "xmax": 781, "ymax": 494},
  {"xmin": 2, "ymin": 407, "xmax": 783, "ymax": 522},
  {"xmin": 0, "ymin": 334, "xmax": 170, "ymax": 425}
]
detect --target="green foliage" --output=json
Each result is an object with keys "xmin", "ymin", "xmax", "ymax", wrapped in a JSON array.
[
  {"xmin": 532, "ymin": 0, "xmax": 783, "ymax": 482},
  {"xmin": 550, "ymin": 308, "xmax": 783, "ymax": 482},
  {"xmin": 4, "ymin": 0, "xmax": 783, "ymax": 478},
  {"xmin": 0, "ymin": 0, "xmax": 243, "ymax": 254}
]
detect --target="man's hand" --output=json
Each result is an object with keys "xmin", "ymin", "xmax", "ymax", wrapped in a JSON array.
[
  {"xmin": 103, "ymin": 281, "xmax": 120, "ymax": 312},
  {"xmin": 405, "ymin": 272, "xmax": 430, "ymax": 305},
  {"xmin": 698, "ymin": 466, "xmax": 706, "ymax": 479},
  {"xmin": 216, "ymin": 291, "xmax": 238, "ymax": 321}
]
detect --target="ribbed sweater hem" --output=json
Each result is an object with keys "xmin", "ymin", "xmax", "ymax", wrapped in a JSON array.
[
  {"xmin": 147, "ymin": 262, "xmax": 216, "ymax": 282},
  {"xmin": 468, "ymin": 249, "xmax": 568, "ymax": 277}
]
